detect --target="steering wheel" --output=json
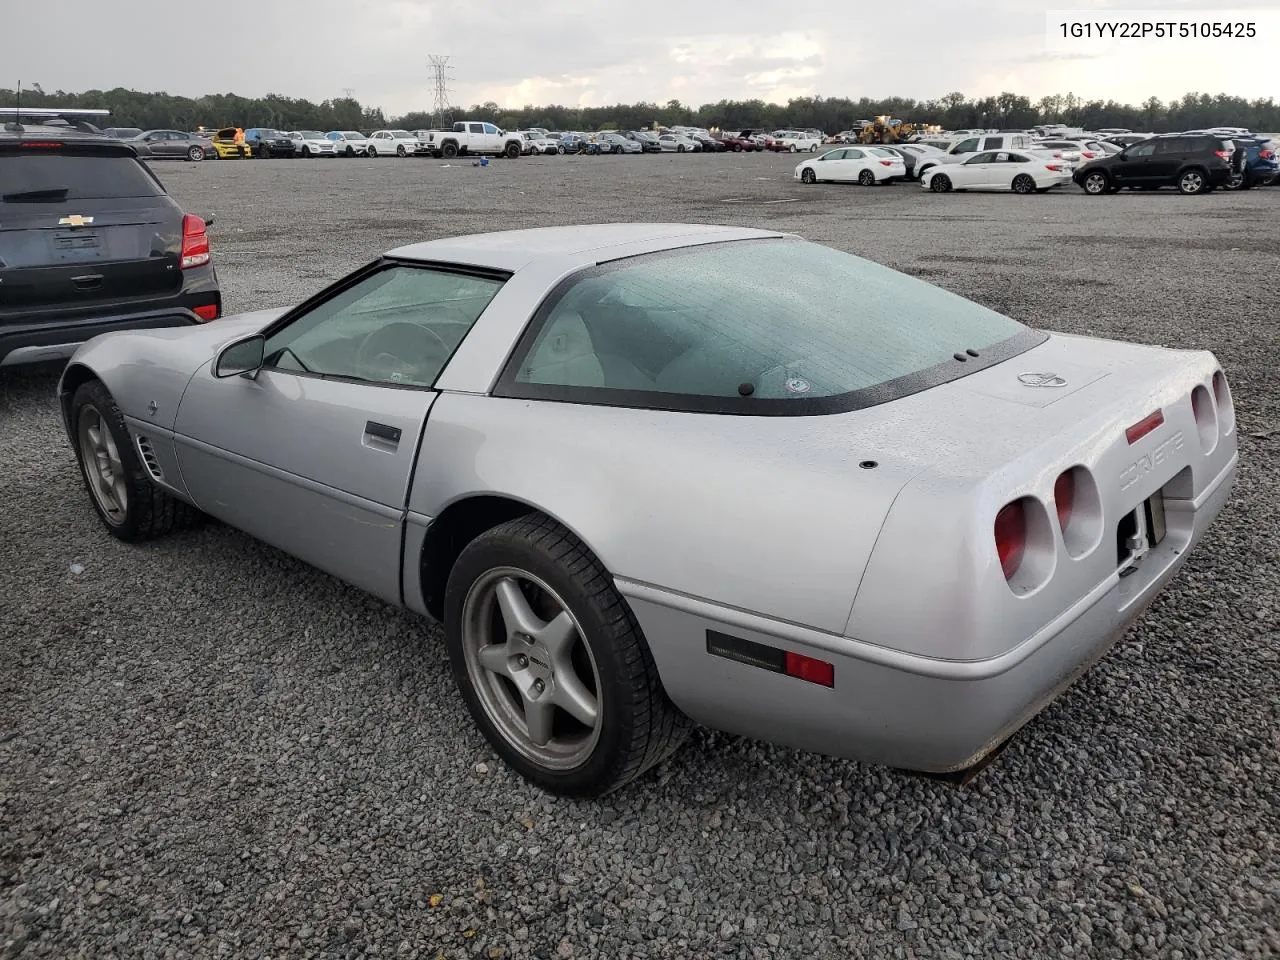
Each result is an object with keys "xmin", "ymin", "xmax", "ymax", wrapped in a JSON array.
[{"xmin": 354, "ymin": 321, "xmax": 451, "ymax": 384}]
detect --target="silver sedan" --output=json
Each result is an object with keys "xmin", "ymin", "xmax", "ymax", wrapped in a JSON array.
[{"xmin": 57, "ymin": 225, "xmax": 1238, "ymax": 796}]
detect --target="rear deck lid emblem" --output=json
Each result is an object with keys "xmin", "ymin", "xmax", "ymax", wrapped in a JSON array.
[
  {"xmin": 58, "ymin": 215, "xmax": 94, "ymax": 227},
  {"xmin": 1018, "ymin": 372, "xmax": 1066, "ymax": 387},
  {"xmin": 784, "ymin": 377, "xmax": 812, "ymax": 394}
]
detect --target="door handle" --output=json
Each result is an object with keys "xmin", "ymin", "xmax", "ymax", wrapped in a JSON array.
[
  {"xmin": 71, "ymin": 274, "xmax": 104, "ymax": 290},
  {"xmin": 364, "ymin": 421, "xmax": 402, "ymax": 444}
]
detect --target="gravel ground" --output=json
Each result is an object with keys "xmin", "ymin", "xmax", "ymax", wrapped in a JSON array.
[{"xmin": 2, "ymin": 153, "xmax": 1278, "ymax": 960}]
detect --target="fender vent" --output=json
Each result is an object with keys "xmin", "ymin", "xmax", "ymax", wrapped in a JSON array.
[{"xmin": 135, "ymin": 435, "xmax": 163, "ymax": 481}]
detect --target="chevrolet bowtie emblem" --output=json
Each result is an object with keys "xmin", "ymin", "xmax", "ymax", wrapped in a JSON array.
[{"xmin": 58, "ymin": 215, "xmax": 94, "ymax": 227}]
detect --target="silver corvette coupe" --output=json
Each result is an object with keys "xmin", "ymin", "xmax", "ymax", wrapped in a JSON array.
[{"xmin": 57, "ymin": 224, "xmax": 1239, "ymax": 796}]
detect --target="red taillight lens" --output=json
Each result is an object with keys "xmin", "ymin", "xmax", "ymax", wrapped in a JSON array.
[
  {"xmin": 1125, "ymin": 409, "xmax": 1165, "ymax": 445},
  {"xmin": 20, "ymin": 141, "xmax": 64, "ymax": 149},
  {"xmin": 994, "ymin": 501, "xmax": 1027, "ymax": 580},
  {"xmin": 1054, "ymin": 471, "xmax": 1075, "ymax": 531},
  {"xmin": 1082, "ymin": 151, "xmax": 1096, "ymax": 158},
  {"xmin": 1045, "ymin": 164, "xmax": 1063, "ymax": 171},
  {"xmin": 1215, "ymin": 150, "xmax": 1231, "ymax": 159},
  {"xmin": 180, "ymin": 214, "xmax": 210, "ymax": 269},
  {"xmin": 879, "ymin": 160, "xmax": 891, "ymax": 166},
  {"xmin": 783, "ymin": 651, "xmax": 834, "ymax": 688},
  {"xmin": 1261, "ymin": 149, "xmax": 1274, "ymax": 160},
  {"xmin": 193, "ymin": 304, "xmax": 219, "ymax": 322}
]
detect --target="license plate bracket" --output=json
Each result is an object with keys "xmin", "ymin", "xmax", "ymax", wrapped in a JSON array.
[
  {"xmin": 50, "ymin": 231, "xmax": 103, "ymax": 262},
  {"xmin": 1144, "ymin": 489, "xmax": 1167, "ymax": 546}
]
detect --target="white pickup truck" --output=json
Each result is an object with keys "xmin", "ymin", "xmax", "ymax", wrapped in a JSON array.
[{"xmin": 421, "ymin": 121, "xmax": 525, "ymax": 159}]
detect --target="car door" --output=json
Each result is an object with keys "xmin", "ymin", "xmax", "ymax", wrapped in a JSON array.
[
  {"xmin": 955, "ymin": 151, "xmax": 996, "ymax": 187},
  {"xmin": 1110, "ymin": 140, "xmax": 1158, "ymax": 185},
  {"xmin": 172, "ymin": 262, "xmax": 508, "ymax": 604},
  {"xmin": 834, "ymin": 148, "xmax": 864, "ymax": 180},
  {"xmin": 1150, "ymin": 137, "xmax": 1189, "ymax": 182}
]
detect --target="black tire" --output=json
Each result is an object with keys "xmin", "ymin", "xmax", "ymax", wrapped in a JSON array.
[
  {"xmin": 677, "ymin": 144, "xmax": 685, "ymax": 153},
  {"xmin": 733, "ymin": 144, "xmax": 743, "ymax": 152},
  {"xmin": 930, "ymin": 173, "xmax": 951, "ymax": 192},
  {"xmin": 442, "ymin": 142, "xmax": 459, "ymax": 159},
  {"xmin": 1082, "ymin": 171, "xmax": 1109, "ymax": 195},
  {"xmin": 505, "ymin": 141, "xmax": 521, "ymax": 159},
  {"xmin": 801, "ymin": 168, "xmax": 817, "ymax": 184},
  {"xmin": 70, "ymin": 379, "xmax": 201, "ymax": 543},
  {"xmin": 346, "ymin": 146, "xmax": 355, "ymax": 157},
  {"xmin": 444, "ymin": 514, "xmax": 690, "ymax": 797},
  {"xmin": 302, "ymin": 146, "xmax": 311, "ymax": 158},
  {"xmin": 368, "ymin": 146, "xmax": 378, "ymax": 158},
  {"xmin": 858, "ymin": 169, "xmax": 876, "ymax": 186},
  {"xmin": 1177, "ymin": 168, "xmax": 1207, "ymax": 195},
  {"xmin": 1012, "ymin": 174, "xmax": 1036, "ymax": 194},
  {"xmin": 396, "ymin": 145, "xmax": 407, "ymax": 157},
  {"xmin": 187, "ymin": 145, "xmax": 204, "ymax": 162},
  {"xmin": 258, "ymin": 146, "xmax": 270, "ymax": 159}
]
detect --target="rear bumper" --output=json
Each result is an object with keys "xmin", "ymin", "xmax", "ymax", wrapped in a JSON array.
[
  {"xmin": 621, "ymin": 452, "xmax": 1237, "ymax": 773},
  {"xmin": 0, "ymin": 303, "xmax": 213, "ymax": 368}
]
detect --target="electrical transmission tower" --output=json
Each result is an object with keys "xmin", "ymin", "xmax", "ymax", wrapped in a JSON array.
[
  {"xmin": 341, "ymin": 87, "xmax": 355, "ymax": 100},
  {"xmin": 428, "ymin": 55, "xmax": 454, "ymax": 130}
]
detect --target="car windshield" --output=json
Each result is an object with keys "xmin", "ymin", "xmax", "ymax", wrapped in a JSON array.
[
  {"xmin": 392, "ymin": 131, "xmax": 414, "ymax": 138},
  {"xmin": 259, "ymin": 129, "xmax": 282, "ymax": 138},
  {"xmin": 512, "ymin": 238, "xmax": 1031, "ymax": 407},
  {"xmin": 301, "ymin": 131, "xmax": 325, "ymax": 139},
  {"xmin": 0, "ymin": 154, "xmax": 164, "ymax": 202}
]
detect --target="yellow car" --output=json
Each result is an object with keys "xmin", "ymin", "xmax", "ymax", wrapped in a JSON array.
[{"xmin": 209, "ymin": 127, "xmax": 252, "ymax": 159}]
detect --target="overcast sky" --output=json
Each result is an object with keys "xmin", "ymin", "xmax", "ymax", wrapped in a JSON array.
[{"xmin": 5, "ymin": 0, "xmax": 1276, "ymax": 116}]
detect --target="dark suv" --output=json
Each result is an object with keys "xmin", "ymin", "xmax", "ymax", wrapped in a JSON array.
[
  {"xmin": 1073, "ymin": 134, "xmax": 1236, "ymax": 195},
  {"xmin": 0, "ymin": 120, "xmax": 221, "ymax": 369},
  {"xmin": 244, "ymin": 127, "xmax": 297, "ymax": 158}
]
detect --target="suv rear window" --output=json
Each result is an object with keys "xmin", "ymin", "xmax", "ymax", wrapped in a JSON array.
[
  {"xmin": 0, "ymin": 154, "xmax": 164, "ymax": 202},
  {"xmin": 499, "ymin": 237, "xmax": 1042, "ymax": 415}
]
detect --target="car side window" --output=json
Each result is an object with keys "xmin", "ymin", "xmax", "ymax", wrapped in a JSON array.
[
  {"xmin": 469, "ymin": 123, "xmax": 485, "ymax": 134},
  {"xmin": 966, "ymin": 151, "xmax": 996, "ymax": 164},
  {"xmin": 845, "ymin": 149, "xmax": 864, "ymax": 159},
  {"xmin": 1128, "ymin": 142, "xmax": 1157, "ymax": 157},
  {"xmin": 483, "ymin": 123, "xmax": 498, "ymax": 134},
  {"xmin": 953, "ymin": 138, "xmax": 980, "ymax": 153},
  {"xmin": 262, "ymin": 265, "xmax": 506, "ymax": 388},
  {"xmin": 1006, "ymin": 153, "xmax": 1029, "ymax": 163},
  {"xmin": 1156, "ymin": 138, "xmax": 1187, "ymax": 154},
  {"xmin": 981, "ymin": 137, "xmax": 1003, "ymax": 150}
]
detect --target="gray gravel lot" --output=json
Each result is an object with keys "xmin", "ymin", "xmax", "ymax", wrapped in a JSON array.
[{"xmin": 2, "ymin": 153, "xmax": 1278, "ymax": 959}]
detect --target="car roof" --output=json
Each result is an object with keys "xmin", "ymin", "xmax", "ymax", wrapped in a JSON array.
[{"xmin": 388, "ymin": 223, "xmax": 788, "ymax": 272}]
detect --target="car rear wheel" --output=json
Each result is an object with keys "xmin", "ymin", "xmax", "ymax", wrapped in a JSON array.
[
  {"xmin": 71, "ymin": 380, "xmax": 201, "ymax": 543},
  {"xmin": 445, "ymin": 514, "xmax": 689, "ymax": 797},
  {"xmin": 397, "ymin": 145, "xmax": 407, "ymax": 157},
  {"xmin": 506, "ymin": 141, "xmax": 521, "ymax": 159},
  {"xmin": 442, "ymin": 142, "xmax": 459, "ymax": 158},
  {"xmin": 1012, "ymin": 174, "xmax": 1036, "ymax": 194},
  {"xmin": 1178, "ymin": 169, "xmax": 1206, "ymax": 194},
  {"xmin": 187, "ymin": 146, "xmax": 204, "ymax": 162},
  {"xmin": 1082, "ymin": 171, "xmax": 1109, "ymax": 194},
  {"xmin": 302, "ymin": 146, "xmax": 311, "ymax": 158},
  {"xmin": 858, "ymin": 169, "xmax": 876, "ymax": 186},
  {"xmin": 930, "ymin": 173, "xmax": 951, "ymax": 192}
]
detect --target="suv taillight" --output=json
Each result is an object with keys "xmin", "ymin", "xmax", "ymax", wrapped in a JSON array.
[
  {"xmin": 1215, "ymin": 150, "xmax": 1231, "ymax": 159},
  {"xmin": 1261, "ymin": 149, "xmax": 1275, "ymax": 160},
  {"xmin": 180, "ymin": 214, "xmax": 210, "ymax": 269}
]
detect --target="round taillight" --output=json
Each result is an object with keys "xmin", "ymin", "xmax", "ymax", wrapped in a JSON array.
[
  {"xmin": 1212, "ymin": 370, "xmax": 1235, "ymax": 436},
  {"xmin": 994, "ymin": 501, "xmax": 1026, "ymax": 580},
  {"xmin": 1054, "ymin": 470, "xmax": 1075, "ymax": 531},
  {"xmin": 1191, "ymin": 384, "xmax": 1217, "ymax": 452}
]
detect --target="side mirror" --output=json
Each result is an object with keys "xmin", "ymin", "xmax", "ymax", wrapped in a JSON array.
[
  {"xmin": 215, "ymin": 334, "xmax": 265, "ymax": 379},
  {"xmin": 1118, "ymin": 150, "xmax": 1128, "ymax": 160}
]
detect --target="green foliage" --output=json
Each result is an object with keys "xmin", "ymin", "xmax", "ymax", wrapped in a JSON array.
[{"xmin": 3, "ymin": 86, "xmax": 1277, "ymax": 134}]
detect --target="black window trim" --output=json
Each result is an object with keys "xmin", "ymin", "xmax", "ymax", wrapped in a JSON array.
[
  {"xmin": 252, "ymin": 255, "xmax": 513, "ymax": 391},
  {"xmin": 490, "ymin": 238, "xmax": 1049, "ymax": 418}
]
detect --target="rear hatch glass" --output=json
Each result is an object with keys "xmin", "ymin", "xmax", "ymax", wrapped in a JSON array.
[{"xmin": 0, "ymin": 151, "xmax": 182, "ymax": 318}]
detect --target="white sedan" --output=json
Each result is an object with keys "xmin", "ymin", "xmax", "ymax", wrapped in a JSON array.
[
  {"xmin": 658, "ymin": 134, "xmax": 701, "ymax": 152},
  {"xmin": 795, "ymin": 147, "xmax": 906, "ymax": 185},
  {"xmin": 287, "ymin": 130, "xmax": 339, "ymax": 158},
  {"xmin": 921, "ymin": 150, "xmax": 1074, "ymax": 193}
]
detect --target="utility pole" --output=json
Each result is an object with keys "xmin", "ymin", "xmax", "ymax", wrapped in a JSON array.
[
  {"xmin": 428, "ymin": 55, "xmax": 454, "ymax": 130},
  {"xmin": 341, "ymin": 88, "xmax": 355, "ymax": 100}
]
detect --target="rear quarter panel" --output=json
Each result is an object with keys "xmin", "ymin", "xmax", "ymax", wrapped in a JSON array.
[{"xmin": 407, "ymin": 393, "xmax": 923, "ymax": 634}]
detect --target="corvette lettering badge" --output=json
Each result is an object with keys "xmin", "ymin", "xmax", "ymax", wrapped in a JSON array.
[{"xmin": 58, "ymin": 215, "xmax": 94, "ymax": 227}]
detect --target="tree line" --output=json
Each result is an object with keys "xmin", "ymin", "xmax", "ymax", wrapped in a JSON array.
[{"xmin": 4, "ymin": 85, "xmax": 1277, "ymax": 135}]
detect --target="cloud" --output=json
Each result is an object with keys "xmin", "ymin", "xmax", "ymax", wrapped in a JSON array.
[{"xmin": 3, "ymin": 0, "xmax": 1275, "ymax": 116}]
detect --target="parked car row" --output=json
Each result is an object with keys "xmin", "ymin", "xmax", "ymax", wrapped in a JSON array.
[{"xmin": 793, "ymin": 130, "xmax": 1276, "ymax": 196}]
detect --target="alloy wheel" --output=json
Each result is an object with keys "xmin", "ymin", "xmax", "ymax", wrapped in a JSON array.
[{"xmin": 77, "ymin": 405, "xmax": 128, "ymax": 525}]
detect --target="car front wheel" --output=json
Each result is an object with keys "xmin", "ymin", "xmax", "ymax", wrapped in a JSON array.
[
  {"xmin": 1178, "ymin": 168, "xmax": 1207, "ymax": 194},
  {"xmin": 71, "ymin": 380, "xmax": 201, "ymax": 542},
  {"xmin": 801, "ymin": 168, "xmax": 816, "ymax": 183},
  {"xmin": 1082, "ymin": 171, "xmax": 1109, "ymax": 194},
  {"xmin": 444, "ymin": 514, "xmax": 689, "ymax": 797}
]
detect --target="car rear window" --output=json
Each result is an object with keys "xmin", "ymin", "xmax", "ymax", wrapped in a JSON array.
[
  {"xmin": 502, "ymin": 237, "xmax": 1040, "ymax": 414},
  {"xmin": 0, "ymin": 154, "xmax": 164, "ymax": 202}
]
